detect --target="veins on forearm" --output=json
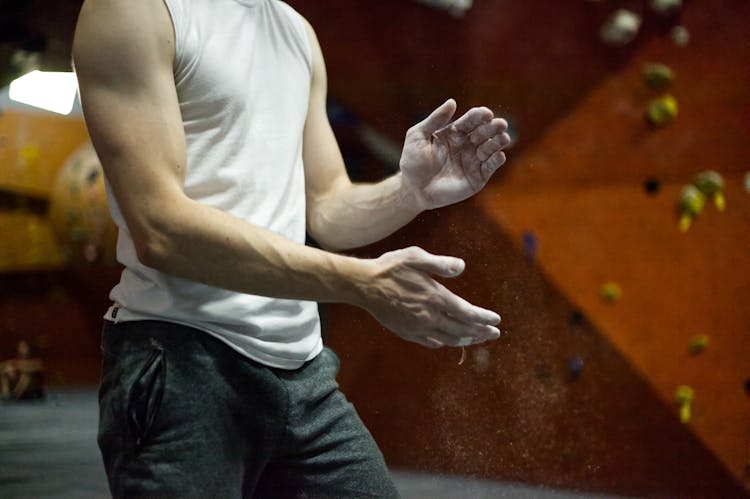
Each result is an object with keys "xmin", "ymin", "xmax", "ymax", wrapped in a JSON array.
[{"xmin": 310, "ymin": 174, "xmax": 421, "ymax": 250}]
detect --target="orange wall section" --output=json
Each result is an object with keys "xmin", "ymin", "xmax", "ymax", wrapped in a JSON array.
[
  {"xmin": 486, "ymin": 8, "xmax": 750, "ymax": 483},
  {"xmin": 0, "ymin": 110, "xmax": 117, "ymax": 379},
  {"xmin": 0, "ymin": 110, "xmax": 89, "ymax": 197},
  {"xmin": 0, "ymin": 110, "xmax": 90, "ymax": 271}
]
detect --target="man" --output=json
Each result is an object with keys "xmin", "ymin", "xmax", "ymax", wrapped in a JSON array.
[
  {"xmin": 0, "ymin": 340, "xmax": 45, "ymax": 400},
  {"xmin": 73, "ymin": 0, "xmax": 510, "ymax": 497}
]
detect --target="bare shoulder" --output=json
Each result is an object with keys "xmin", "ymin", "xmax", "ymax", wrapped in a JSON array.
[
  {"xmin": 300, "ymin": 15, "xmax": 323, "ymax": 54},
  {"xmin": 296, "ymin": 15, "xmax": 326, "ymax": 86},
  {"xmin": 73, "ymin": 0, "xmax": 174, "ymax": 80}
]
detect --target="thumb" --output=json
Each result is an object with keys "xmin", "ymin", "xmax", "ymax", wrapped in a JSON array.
[
  {"xmin": 414, "ymin": 98, "xmax": 457, "ymax": 138},
  {"xmin": 407, "ymin": 250, "xmax": 465, "ymax": 278}
]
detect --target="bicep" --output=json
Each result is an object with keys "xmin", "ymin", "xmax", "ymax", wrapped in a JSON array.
[
  {"xmin": 301, "ymin": 21, "xmax": 351, "ymax": 209},
  {"xmin": 73, "ymin": 0, "xmax": 187, "ymax": 241}
]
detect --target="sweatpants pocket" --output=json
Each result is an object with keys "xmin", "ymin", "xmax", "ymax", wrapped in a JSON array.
[{"xmin": 126, "ymin": 347, "xmax": 166, "ymax": 451}]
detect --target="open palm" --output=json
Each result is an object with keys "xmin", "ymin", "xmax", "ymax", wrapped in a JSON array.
[{"xmin": 400, "ymin": 99, "xmax": 510, "ymax": 210}]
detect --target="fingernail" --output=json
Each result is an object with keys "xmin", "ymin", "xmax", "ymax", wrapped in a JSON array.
[{"xmin": 453, "ymin": 259, "xmax": 465, "ymax": 274}]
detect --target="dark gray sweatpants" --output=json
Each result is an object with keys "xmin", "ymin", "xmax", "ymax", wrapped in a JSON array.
[{"xmin": 98, "ymin": 320, "xmax": 399, "ymax": 499}]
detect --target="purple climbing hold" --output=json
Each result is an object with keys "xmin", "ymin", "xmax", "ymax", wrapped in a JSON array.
[
  {"xmin": 569, "ymin": 356, "xmax": 584, "ymax": 379},
  {"xmin": 522, "ymin": 231, "xmax": 537, "ymax": 259}
]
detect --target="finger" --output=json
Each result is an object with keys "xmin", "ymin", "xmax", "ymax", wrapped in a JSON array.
[
  {"xmin": 451, "ymin": 107, "xmax": 494, "ymax": 134},
  {"xmin": 437, "ymin": 283, "xmax": 502, "ymax": 325},
  {"xmin": 414, "ymin": 98, "xmax": 457, "ymax": 138},
  {"xmin": 455, "ymin": 329, "xmax": 501, "ymax": 347},
  {"xmin": 477, "ymin": 137, "xmax": 503, "ymax": 162},
  {"xmin": 481, "ymin": 150, "xmax": 507, "ymax": 179},
  {"xmin": 403, "ymin": 247, "xmax": 465, "ymax": 278},
  {"xmin": 433, "ymin": 315, "xmax": 501, "ymax": 344},
  {"xmin": 424, "ymin": 330, "xmax": 463, "ymax": 347},
  {"xmin": 412, "ymin": 335, "xmax": 443, "ymax": 349},
  {"xmin": 469, "ymin": 118, "xmax": 506, "ymax": 145},
  {"xmin": 427, "ymin": 326, "xmax": 498, "ymax": 348},
  {"xmin": 498, "ymin": 131, "xmax": 512, "ymax": 148}
]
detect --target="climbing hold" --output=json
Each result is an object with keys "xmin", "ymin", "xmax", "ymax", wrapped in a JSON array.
[
  {"xmin": 69, "ymin": 226, "xmax": 85, "ymax": 243},
  {"xmin": 693, "ymin": 170, "xmax": 726, "ymax": 211},
  {"xmin": 744, "ymin": 378, "xmax": 750, "ymax": 395},
  {"xmin": 647, "ymin": 95, "xmax": 678, "ymax": 126},
  {"xmin": 674, "ymin": 385, "xmax": 694, "ymax": 424},
  {"xmin": 413, "ymin": 0, "xmax": 473, "ymax": 17},
  {"xmin": 83, "ymin": 243, "xmax": 100, "ymax": 263},
  {"xmin": 326, "ymin": 100, "xmax": 358, "ymax": 127},
  {"xmin": 569, "ymin": 356, "xmax": 584, "ymax": 379},
  {"xmin": 643, "ymin": 177, "xmax": 661, "ymax": 195},
  {"xmin": 601, "ymin": 282, "xmax": 622, "ymax": 303},
  {"xmin": 671, "ymin": 26, "xmax": 690, "ymax": 47},
  {"xmin": 600, "ymin": 9, "xmax": 641, "ymax": 46},
  {"xmin": 522, "ymin": 231, "xmax": 537, "ymax": 259},
  {"xmin": 650, "ymin": 0, "xmax": 682, "ymax": 15},
  {"xmin": 643, "ymin": 63, "xmax": 674, "ymax": 91},
  {"xmin": 678, "ymin": 184, "xmax": 706, "ymax": 232},
  {"xmin": 19, "ymin": 145, "xmax": 41, "ymax": 166},
  {"xmin": 744, "ymin": 172, "xmax": 750, "ymax": 193},
  {"xmin": 570, "ymin": 310, "xmax": 587, "ymax": 326},
  {"xmin": 86, "ymin": 168, "xmax": 100, "ymax": 187},
  {"xmin": 688, "ymin": 334, "xmax": 709, "ymax": 355}
]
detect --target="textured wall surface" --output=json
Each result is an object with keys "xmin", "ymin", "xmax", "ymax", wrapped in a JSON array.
[{"xmin": 295, "ymin": 0, "xmax": 750, "ymax": 496}]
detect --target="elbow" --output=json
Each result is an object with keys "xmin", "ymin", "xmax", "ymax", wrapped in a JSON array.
[
  {"xmin": 307, "ymin": 225, "xmax": 357, "ymax": 253},
  {"xmin": 133, "ymin": 233, "xmax": 165, "ymax": 269},
  {"xmin": 306, "ymin": 226, "xmax": 339, "ymax": 253},
  {"xmin": 130, "ymin": 218, "xmax": 173, "ymax": 269},
  {"xmin": 127, "ymin": 195, "xmax": 193, "ymax": 270},
  {"xmin": 306, "ymin": 211, "xmax": 346, "ymax": 253}
]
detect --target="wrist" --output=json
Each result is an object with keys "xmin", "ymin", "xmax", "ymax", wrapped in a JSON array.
[
  {"xmin": 324, "ymin": 253, "xmax": 377, "ymax": 308},
  {"xmin": 395, "ymin": 171, "xmax": 428, "ymax": 215}
]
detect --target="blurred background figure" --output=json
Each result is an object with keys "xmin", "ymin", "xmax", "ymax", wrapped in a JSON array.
[{"xmin": 0, "ymin": 340, "xmax": 45, "ymax": 400}]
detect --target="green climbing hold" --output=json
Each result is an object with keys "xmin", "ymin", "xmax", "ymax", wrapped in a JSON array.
[{"xmin": 643, "ymin": 63, "xmax": 674, "ymax": 90}]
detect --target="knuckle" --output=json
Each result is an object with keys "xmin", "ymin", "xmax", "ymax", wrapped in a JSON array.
[
  {"xmin": 403, "ymin": 245, "xmax": 420, "ymax": 256},
  {"xmin": 412, "ymin": 309, "xmax": 431, "ymax": 323},
  {"xmin": 405, "ymin": 246, "xmax": 428, "ymax": 262}
]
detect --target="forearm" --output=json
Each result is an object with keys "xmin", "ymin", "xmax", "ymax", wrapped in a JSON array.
[
  {"xmin": 139, "ymin": 197, "xmax": 372, "ymax": 305},
  {"xmin": 308, "ymin": 172, "xmax": 422, "ymax": 250}
]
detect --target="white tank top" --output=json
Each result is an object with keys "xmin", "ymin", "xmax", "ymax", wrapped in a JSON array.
[{"xmin": 103, "ymin": 0, "xmax": 322, "ymax": 369}]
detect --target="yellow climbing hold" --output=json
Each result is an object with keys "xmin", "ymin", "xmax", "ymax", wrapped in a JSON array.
[
  {"xmin": 689, "ymin": 334, "xmax": 709, "ymax": 355},
  {"xmin": 678, "ymin": 184, "xmax": 706, "ymax": 232},
  {"xmin": 601, "ymin": 282, "xmax": 622, "ymax": 303},
  {"xmin": 674, "ymin": 385, "xmax": 694, "ymax": 424},
  {"xmin": 647, "ymin": 94, "xmax": 678, "ymax": 126},
  {"xmin": 693, "ymin": 170, "xmax": 726, "ymax": 212},
  {"xmin": 643, "ymin": 63, "xmax": 674, "ymax": 90}
]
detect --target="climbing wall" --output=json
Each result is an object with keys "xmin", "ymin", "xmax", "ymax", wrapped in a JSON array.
[
  {"xmin": 293, "ymin": 0, "xmax": 750, "ymax": 496},
  {"xmin": 0, "ymin": 110, "xmax": 119, "ymax": 383},
  {"xmin": 0, "ymin": 110, "xmax": 89, "ymax": 271}
]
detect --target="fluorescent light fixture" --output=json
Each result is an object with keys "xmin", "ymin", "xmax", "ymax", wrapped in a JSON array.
[{"xmin": 9, "ymin": 70, "xmax": 78, "ymax": 115}]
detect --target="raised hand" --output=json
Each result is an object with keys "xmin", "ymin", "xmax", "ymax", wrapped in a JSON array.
[
  {"xmin": 361, "ymin": 246, "xmax": 501, "ymax": 348},
  {"xmin": 400, "ymin": 99, "xmax": 511, "ymax": 211}
]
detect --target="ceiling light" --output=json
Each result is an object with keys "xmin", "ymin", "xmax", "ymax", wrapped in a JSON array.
[{"xmin": 9, "ymin": 70, "xmax": 78, "ymax": 115}]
